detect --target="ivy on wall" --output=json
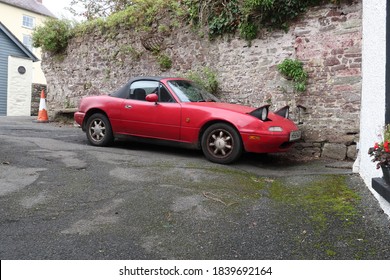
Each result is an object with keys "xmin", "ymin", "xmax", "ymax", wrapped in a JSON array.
[
  {"xmin": 185, "ymin": 0, "xmax": 346, "ymax": 40},
  {"xmin": 33, "ymin": 0, "xmax": 349, "ymax": 54}
]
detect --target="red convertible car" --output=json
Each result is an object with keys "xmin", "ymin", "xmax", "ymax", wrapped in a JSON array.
[{"xmin": 74, "ymin": 77, "xmax": 301, "ymax": 164}]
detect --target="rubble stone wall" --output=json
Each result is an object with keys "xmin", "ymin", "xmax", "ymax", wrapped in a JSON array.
[
  {"xmin": 41, "ymin": 1, "xmax": 362, "ymax": 160},
  {"xmin": 31, "ymin": 84, "xmax": 46, "ymax": 116}
]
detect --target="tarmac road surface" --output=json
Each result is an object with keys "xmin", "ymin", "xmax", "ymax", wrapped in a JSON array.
[{"xmin": 1, "ymin": 117, "xmax": 390, "ymax": 259}]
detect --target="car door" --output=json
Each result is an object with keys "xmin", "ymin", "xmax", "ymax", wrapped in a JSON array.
[{"xmin": 120, "ymin": 80, "xmax": 182, "ymax": 140}]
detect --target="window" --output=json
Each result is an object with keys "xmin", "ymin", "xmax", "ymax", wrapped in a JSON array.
[
  {"xmin": 168, "ymin": 80, "xmax": 220, "ymax": 102},
  {"xmin": 23, "ymin": 35, "xmax": 33, "ymax": 51},
  {"xmin": 158, "ymin": 84, "xmax": 175, "ymax": 103},
  {"xmin": 129, "ymin": 81, "xmax": 159, "ymax": 101},
  {"xmin": 128, "ymin": 81, "xmax": 176, "ymax": 102},
  {"xmin": 22, "ymin": 15, "xmax": 35, "ymax": 29}
]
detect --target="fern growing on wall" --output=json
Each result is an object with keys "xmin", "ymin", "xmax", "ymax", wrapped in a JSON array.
[{"xmin": 277, "ymin": 58, "xmax": 308, "ymax": 92}]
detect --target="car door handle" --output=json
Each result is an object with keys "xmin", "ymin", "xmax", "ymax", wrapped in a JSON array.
[{"xmin": 124, "ymin": 105, "xmax": 132, "ymax": 109}]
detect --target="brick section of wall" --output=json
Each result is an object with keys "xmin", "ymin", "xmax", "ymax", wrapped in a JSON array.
[{"xmin": 41, "ymin": 1, "xmax": 362, "ymax": 160}]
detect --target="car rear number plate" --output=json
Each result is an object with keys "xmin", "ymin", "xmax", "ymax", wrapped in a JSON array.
[{"xmin": 289, "ymin": 130, "xmax": 301, "ymax": 141}]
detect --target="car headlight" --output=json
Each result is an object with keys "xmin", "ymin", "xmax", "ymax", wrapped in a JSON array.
[
  {"xmin": 249, "ymin": 105, "xmax": 269, "ymax": 121},
  {"xmin": 268, "ymin": 126, "xmax": 283, "ymax": 132},
  {"xmin": 275, "ymin": 106, "xmax": 290, "ymax": 119}
]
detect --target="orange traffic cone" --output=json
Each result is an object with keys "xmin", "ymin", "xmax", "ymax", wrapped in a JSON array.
[{"xmin": 36, "ymin": 89, "xmax": 49, "ymax": 123}]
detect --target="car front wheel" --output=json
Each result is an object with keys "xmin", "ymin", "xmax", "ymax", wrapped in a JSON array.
[
  {"xmin": 86, "ymin": 113, "xmax": 113, "ymax": 146},
  {"xmin": 201, "ymin": 123, "xmax": 243, "ymax": 164}
]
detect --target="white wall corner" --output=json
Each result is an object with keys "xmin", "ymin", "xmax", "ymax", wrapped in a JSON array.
[{"xmin": 359, "ymin": 0, "xmax": 390, "ymax": 217}]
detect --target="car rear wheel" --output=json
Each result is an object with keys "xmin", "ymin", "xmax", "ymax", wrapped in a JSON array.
[
  {"xmin": 86, "ymin": 113, "xmax": 113, "ymax": 146},
  {"xmin": 201, "ymin": 123, "xmax": 243, "ymax": 164}
]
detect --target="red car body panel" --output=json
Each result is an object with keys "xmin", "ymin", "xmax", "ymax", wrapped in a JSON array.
[{"xmin": 75, "ymin": 77, "xmax": 300, "ymax": 156}]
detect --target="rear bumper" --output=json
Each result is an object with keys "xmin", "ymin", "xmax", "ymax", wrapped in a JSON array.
[{"xmin": 74, "ymin": 112, "xmax": 85, "ymax": 130}]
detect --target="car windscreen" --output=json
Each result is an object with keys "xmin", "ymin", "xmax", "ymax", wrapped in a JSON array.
[{"xmin": 167, "ymin": 80, "xmax": 220, "ymax": 103}]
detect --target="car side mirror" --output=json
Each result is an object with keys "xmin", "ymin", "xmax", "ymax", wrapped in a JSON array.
[{"xmin": 146, "ymin": 93, "xmax": 158, "ymax": 103}]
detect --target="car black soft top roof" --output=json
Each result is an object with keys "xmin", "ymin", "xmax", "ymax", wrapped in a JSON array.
[{"xmin": 110, "ymin": 76, "xmax": 185, "ymax": 98}]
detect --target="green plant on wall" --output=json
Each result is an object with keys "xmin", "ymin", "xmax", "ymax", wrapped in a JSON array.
[
  {"xmin": 184, "ymin": 0, "xmax": 344, "ymax": 41},
  {"xmin": 208, "ymin": 0, "xmax": 241, "ymax": 38},
  {"xmin": 156, "ymin": 53, "xmax": 172, "ymax": 71},
  {"xmin": 33, "ymin": 1, "xmax": 348, "ymax": 55},
  {"xmin": 185, "ymin": 67, "xmax": 219, "ymax": 95},
  {"xmin": 64, "ymin": 97, "xmax": 71, "ymax": 109},
  {"xmin": 32, "ymin": 18, "xmax": 74, "ymax": 53},
  {"xmin": 277, "ymin": 58, "xmax": 308, "ymax": 92},
  {"xmin": 118, "ymin": 45, "xmax": 142, "ymax": 60},
  {"xmin": 183, "ymin": 0, "xmax": 242, "ymax": 39},
  {"xmin": 239, "ymin": 20, "xmax": 258, "ymax": 41}
]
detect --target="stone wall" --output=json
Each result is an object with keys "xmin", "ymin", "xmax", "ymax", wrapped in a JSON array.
[
  {"xmin": 31, "ymin": 84, "xmax": 46, "ymax": 116},
  {"xmin": 41, "ymin": 1, "xmax": 362, "ymax": 160}
]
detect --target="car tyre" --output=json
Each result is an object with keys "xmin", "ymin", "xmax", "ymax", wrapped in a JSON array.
[
  {"xmin": 201, "ymin": 123, "xmax": 243, "ymax": 164},
  {"xmin": 86, "ymin": 113, "xmax": 113, "ymax": 146}
]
